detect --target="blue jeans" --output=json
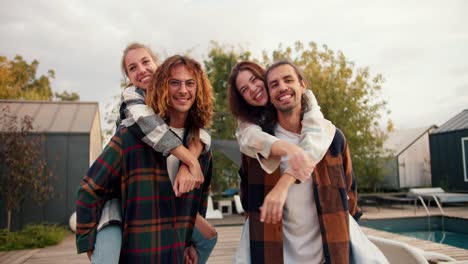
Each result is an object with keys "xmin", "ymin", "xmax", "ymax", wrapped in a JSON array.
[
  {"xmin": 92, "ymin": 225, "xmax": 122, "ymax": 264},
  {"xmin": 192, "ymin": 226, "xmax": 218, "ymax": 264}
]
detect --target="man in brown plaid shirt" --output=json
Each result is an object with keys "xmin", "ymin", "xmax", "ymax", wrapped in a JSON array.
[
  {"xmin": 237, "ymin": 61, "xmax": 362, "ymax": 264},
  {"xmin": 76, "ymin": 55, "xmax": 214, "ymax": 263}
]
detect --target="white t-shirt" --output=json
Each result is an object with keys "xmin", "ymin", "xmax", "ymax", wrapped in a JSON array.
[
  {"xmin": 167, "ymin": 127, "xmax": 185, "ymax": 184},
  {"xmin": 233, "ymin": 124, "xmax": 324, "ymax": 264},
  {"xmin": 275, "ymin": 124, "xmax": 324, "ymax": 264}
]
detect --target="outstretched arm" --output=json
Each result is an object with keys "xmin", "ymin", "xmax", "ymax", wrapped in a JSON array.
[
  {"xmin": 235, "ymin": 120, "xmax": 281, "ymax": 174},
  {"xmin": 236, "ymin": 120, "xmax": 314, "ymax": 181},
  {"xmin": 120, "ymin": 87, "xmax": 182, "ymax": 156}
]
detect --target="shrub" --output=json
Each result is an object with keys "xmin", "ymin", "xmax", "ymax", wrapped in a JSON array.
[{"xmin": 0, "ymin": 224, "xmax": 69, "ymax": 251}]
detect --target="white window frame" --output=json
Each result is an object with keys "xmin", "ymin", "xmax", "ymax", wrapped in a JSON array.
[{"xmin": 462, "ymin": 137, "xmax": 468, "ymax": 182}]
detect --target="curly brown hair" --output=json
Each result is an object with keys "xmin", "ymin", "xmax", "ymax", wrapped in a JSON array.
[
  {"xmin": 227, "ymin": 61, "xmax": 268, "ymax": 124},
  {"xmin": 146, "ymin": 55, "xmax": 214, "ymax": 130}
]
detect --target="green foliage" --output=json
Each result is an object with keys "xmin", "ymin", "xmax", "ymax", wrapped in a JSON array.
[
  {"xmin": 0, "ymin": 106, "xmax": 54, "ymax": 231},
  {"xmin": 204, "ymin": 42, "xmax": 254, "ymax": 191},
  {"xmin": 54, "ymin": 91, "xmax": 80, "ymax": 101},
  {"xmin": 102, "ymin": 93, "xmax": 120, "ymax": 144},
  {"xmin": 0, "ymin": 55, "xmax": 53, "ymax": 100},
  {"xmin": 204, "ymin": 41, "xmax": 251, "ymax": 140},
  {"xmin": 0, "ymin": 224, "xmax": 68, "ymax": 251},
  {"xmin": 0, "ymin": 55, "xmax": 79, "ymax": 101}
]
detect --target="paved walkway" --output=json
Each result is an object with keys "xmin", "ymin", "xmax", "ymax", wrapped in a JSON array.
[{"xmin": 1, "ymin": 205, "xmax": 467, "ymax": 263}]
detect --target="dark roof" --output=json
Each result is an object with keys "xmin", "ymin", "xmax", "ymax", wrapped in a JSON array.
[
  {"xmin": 212, "ymin": 139, "xmax": 241, "ymax": 167},
  {"xmin": 432, "ymin": 109, "xmax": 468, "ymax": 134},
  {"xmin": 0, "ymin": 100, "xmax": 100, "ymax": 133}
]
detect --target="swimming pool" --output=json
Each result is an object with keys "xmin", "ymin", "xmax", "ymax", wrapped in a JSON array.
[{"xmin": 359, "ymin": 216, "xmax": 468, "ymax": 250}]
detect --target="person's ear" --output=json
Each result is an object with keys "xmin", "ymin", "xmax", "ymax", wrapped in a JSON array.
[{"xmin": 300, "ymin": 79, "xmax": 307, "ymax": 93}]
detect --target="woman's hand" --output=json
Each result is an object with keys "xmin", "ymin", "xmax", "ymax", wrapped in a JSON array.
[{"xmin": 285, "ymin": 144, "xmax": 314, "ymax": 182}]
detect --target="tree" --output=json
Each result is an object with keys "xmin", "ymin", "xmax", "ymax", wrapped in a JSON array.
[
  {"xmin": 203, "ymin": 42, "xmax": 252, "ymax": 192},
  {"xmin": 204, "ymin": 41, "xmax": 252, "ymax": 140},
  {"xmin": 54, "ymin": 91, "xmax": 80, "ymax": 101},
  {"xmin": 0, "ymin": 55, "xmax": 79, "ymax": 101},
  {"xmin": 102, "ymin": 94, "xmax": 121, "ymax": 145},
  {"xmin": 0, "ymin": 106, "xmax": 54, "ymax": 231}
]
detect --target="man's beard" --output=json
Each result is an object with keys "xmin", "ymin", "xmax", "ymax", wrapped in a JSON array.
[{"xmin": 275, "ymin": 101, "xmax": 298, "ymax": 113}]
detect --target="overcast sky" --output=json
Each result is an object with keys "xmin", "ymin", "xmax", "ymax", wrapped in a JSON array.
[{"xmin": 1, "ymin": 0, "xmax": 467, "ymax": 131}]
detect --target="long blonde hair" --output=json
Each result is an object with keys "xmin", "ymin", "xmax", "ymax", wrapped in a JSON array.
[{"xmin": 120, "ymin": 42, "xmax": 159, "ymax": 87}]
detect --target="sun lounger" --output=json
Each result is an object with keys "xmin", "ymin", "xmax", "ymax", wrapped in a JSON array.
[
  {"xmin": 375, "ymin": 194, "xmax": 416, "ymax": 208},
  {"xmin": 408, "ymin": 188, "xmax": 468, "ymax": 204},
  {"xmin": 206, "ymin": 195, "xmax": 223, "ymax": 219},
  {"xmin": 368, "ymin": 235, "xmax": 456, "ymax": 264},
  {"xmin": 233, "ymin": 194, "xmax": 244, "ymax": 214}
]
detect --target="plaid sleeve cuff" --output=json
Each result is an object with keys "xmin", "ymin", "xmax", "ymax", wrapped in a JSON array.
[
  {"xmin": 76, "ymin": 229, "xmax": 96, "ymax": 254},
  {"xmin": 154, "ymin": 130, "xmax": 183, "ymax": 156}
]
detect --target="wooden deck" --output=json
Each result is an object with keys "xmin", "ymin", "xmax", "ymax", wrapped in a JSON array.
[{"xmin": 1, "ymin": 205, "xmax": 467, "ymax": 263}]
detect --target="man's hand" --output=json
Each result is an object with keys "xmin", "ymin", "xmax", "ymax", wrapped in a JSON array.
[
  {"xmin": 285, "ymin": 144, "xmax": 314, "ymax": 182},
  {"xmin": 170, "ymin": 145, "xmax": 204, "ymax": 190},
  {"xmin": 173, "ymin": 165, "xmax": 198, "ymax": 197},
  {"xmin": 184, "ymin": 245, "xmax": 198, "ymax": 264},
  {"xmin": 185, "ymin": 162, "xmax": 204, "ymax": 189},
  {"xmin": 259, "ymin": 174, "xmax": 295, "ymax": 224}
]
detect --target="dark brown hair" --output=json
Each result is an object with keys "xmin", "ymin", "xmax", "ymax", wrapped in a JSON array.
[
  {"xmin": 263, "ymin": 60, "xmax": 310, "ymax": 132},
  {"xmin": 265, "ymin": 60, "xmax": 307, "ymax": 87},
  {"xmin": 227, "ymin": 61, "xmax": 267, "ymax": 124}
]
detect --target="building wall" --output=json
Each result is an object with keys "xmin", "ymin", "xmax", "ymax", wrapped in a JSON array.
[
  {"xmin": 430, "ymin": 129, "xmax": 468, "ymax": 192},
  {"xmin": 89, "ymin": 111, "xmax": 102, "ymax": 165},
  {"xmin": 381, "ymin": 158, "xmax": 399, "ymax": 189},
  {"xmin": 0, "ymin": 134, "xmax": 90, "ymax": 230},
  {"xmin": 398, "ymin": 132, "xmax": 432, "ymax": 188}
]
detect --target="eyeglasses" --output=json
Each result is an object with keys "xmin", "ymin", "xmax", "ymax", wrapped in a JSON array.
[{"xmin": 168, "ymin": 79, "xmax": 197, "ymax": 89}]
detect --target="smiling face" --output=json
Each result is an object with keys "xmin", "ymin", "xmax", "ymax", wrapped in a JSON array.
[
  {"xmin": 168, "ymin": 64, "xmax": 197, "ymax": 117},
  {"xmin": 266, "ymin": 64, "xmax": 306, "ymax": 113},
  {"xmin": 124, "ymin": 48, "xmax": 157, "ymax": 90},
  {"xmin": 235, "ymin": 69, "xmax": 268, "ymax": 107}
]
